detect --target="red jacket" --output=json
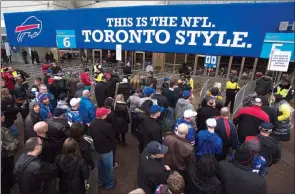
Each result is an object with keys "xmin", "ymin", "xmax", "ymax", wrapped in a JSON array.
[
  {"xmin": 41, "ymin": 63, "xmax": 51, "ymax": 76},
  {"xmin": 2, "ymin": 72, "xmax": 15, "ymax": 91},
  {"xmin": 80, "ymin": 72, "xmax": 91, "ymax": 86}
]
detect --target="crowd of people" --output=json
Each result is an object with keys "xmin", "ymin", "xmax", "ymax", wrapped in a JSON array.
[{"xmin": 1, "ymin": 61, "xmax": 294, "ymax": 194}]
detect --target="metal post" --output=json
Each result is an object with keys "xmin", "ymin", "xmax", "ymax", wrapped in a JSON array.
[
  {"xmin": 125, "ymin": 50, "xmax": 127, "ymax": 64},
  {"xmin": 291, "ymin": 69, "xmax": 295, "ymax": 85},
  {"xmin": 238, "ymin": 57, "xmax": 245, "ymax": 81},
  {"xmin": 277, "ymin": 71, "xmax": 283, "ymax": 82},
  {"xmin": 203, "ymin": 68, "xmax": 207, "ymax": 76},
  {"xmin": 215, "ymin": 56, "xmax": 221, "ymax": 77},
  {"xmin": 100, "ymin": 50, "xmax": 102, "ymax": 65},
  {"xmin": 250, "ymin": 58, "xmax": 258, "ymax": 80},
  {"xmin": 193, "ymin": 54, "xmax": 198, "ymax": 76},
  {"xmin": 184, "ymin": 54, "xmax": 187, "ymax": 63},
  {"xmin": 173, "ymin": 53, "xmax": 176, "ymax": 73},
  {"xmin": 226, "ymin": 56, "xmax": 233, "ymax": 79}
]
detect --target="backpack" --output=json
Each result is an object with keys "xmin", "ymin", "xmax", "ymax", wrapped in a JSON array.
[{"xmin": 1, "ymin": 126, "xmax": 19, "ymax": 156}]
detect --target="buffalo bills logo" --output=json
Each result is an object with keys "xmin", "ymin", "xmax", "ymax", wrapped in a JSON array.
[{"xmin": 15, "ymin": 16, "xmax": 42, "ymax": 42}]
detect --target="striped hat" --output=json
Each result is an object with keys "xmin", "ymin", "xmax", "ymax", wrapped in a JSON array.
[{"xmin": 38, "ymin": 93, "xmax": 49, "ymax": 102}]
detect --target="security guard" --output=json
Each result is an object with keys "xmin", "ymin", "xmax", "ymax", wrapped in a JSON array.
[
  {"xmin": 274, "ymin": 79, "xmax": 294, "ymax": 103},
  {"xmin": 94, "ymin": 64, "xmax": 103, "ymax": 82},
  {"xmin": 225, "ymin": 76, "xmax": 240, "ymax": 113}
]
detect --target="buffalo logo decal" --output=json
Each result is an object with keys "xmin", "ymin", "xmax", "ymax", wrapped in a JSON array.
[{"xmin": 15, "ymin": 16, "xmax": 42, "ymax": 42}]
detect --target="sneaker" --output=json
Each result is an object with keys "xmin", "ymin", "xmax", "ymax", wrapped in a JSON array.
[
  {"xmin": 105, "ymin": 180, "xmax": 117, "ymax": 191},
  {"xmin": 114, "ymin": 162, "xmax": 120, "ymax": 169}
]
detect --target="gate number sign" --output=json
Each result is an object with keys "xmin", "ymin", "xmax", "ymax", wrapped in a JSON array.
[
  {"xmin": 204, "ymin": 55, "xmax": 217, "ymax": 68},
  {"xmin": 56, "ymin": 30, "xmax": 77, "ymax": 49}
]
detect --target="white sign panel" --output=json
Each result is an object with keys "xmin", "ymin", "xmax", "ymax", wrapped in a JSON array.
[
  {"xmin": 4, "ymin": 42, "xmax": 11, "ymax": 56},
  {"xmin": 116, "ymin": 44, "xmax": 122, "ymax": 61},
  {"xmin": 268, "ymin": 50, "xmax": 291, "ymax": 72}
]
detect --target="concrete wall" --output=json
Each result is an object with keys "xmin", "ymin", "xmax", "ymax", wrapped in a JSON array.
[{"xmin": 74, "ymin": 1, "xmax": 164, "ymax": 8}]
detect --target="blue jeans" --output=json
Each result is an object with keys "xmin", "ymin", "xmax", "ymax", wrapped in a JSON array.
[
  {"xmin": 9, "ymin": 124, "xmax": 18, "ymax": 137},
  {"xmin": 97, "ymin": 151, "xmax": 114, "ymax": 189},
  {"xmin": 166, "ymin": 107, "xmax": 174, "ymax": 131}
]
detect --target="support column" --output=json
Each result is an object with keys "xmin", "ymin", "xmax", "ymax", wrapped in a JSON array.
[
  {"xmin": 251, "ymin": 58, "xmax": 258, "ymax": 80},
  {"xmin": 290, "ymin": 69, "xmax": 295, "ymax": 85},
  {"xmin": 152, "ymin": 53, "xmax": 165, "ymax": 72},
  {"xmin": 193, "ymin": 54, "xmax": 198, "ymax": 76},
  {"xmin": 226, "ymin": 56, "xmax": 233, "ymax": 79},
  {"xmin": 215, "ymin": 56, "xmax": 221, "ymax": 77},
  {"xmin": 238, "ymin": 57, "xmax": 245, "ymax": 81},
  {"xmin": 184, "ymin": 54, "xmax": 187, "ymax": 63}
]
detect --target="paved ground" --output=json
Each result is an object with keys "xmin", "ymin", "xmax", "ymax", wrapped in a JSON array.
[{"xmin": 8, "ymin": 62, "xmax": 295, "ymax": 194}]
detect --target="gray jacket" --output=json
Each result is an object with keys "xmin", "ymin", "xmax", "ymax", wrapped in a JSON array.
[
  {"xmin": 175, "ymin": 98, "xmax": 196, "ymax": 127},
  {"xmin": 127, "ymin": 93, "xmax": 140, "ymax": 113}
]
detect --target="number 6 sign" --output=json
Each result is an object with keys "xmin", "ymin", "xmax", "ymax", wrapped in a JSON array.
[
  {"xmin": 204, "ymin": 55, "xmax": 218, "ymax": 68},
  {"xmin": 56, "ymin": 30, "xmax": 76, "ymax": 48}
]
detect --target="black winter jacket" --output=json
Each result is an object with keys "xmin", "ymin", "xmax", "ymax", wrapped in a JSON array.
[
  {"xmin": 38, "ymin": 135, "xmax": 57, "ymax": 164},
  {"xmin": 217, "ymin": 161, "xmax": 267, "ymax": 194},
  {"xmin": 1, "ymin": 97, "xmax": 22, "ymax": 128},
  {"xmin": 47, "ymin": 118, "xmax": 70, "ymax": 154},
  {"xmin": 138, "ymin": 148, "xmax": 171, "ymax": 194},
  {"xmin": 184, "ymin": 162, "xmax": 223, "ymax": 194},
  {"xmin": 114, "ymin": 102, "xmax": 130, "ymax": 133},
  {"xmin": 137, "ymin": 114, "xmax": 163, "ymax": 152},
  {"xmin": 197, "ymin": 106, "xmax": 220, "ymax": 130},
  {"xmin": 55, "ymin": 156, "xmax": 90, "ymax": 194},
  {"xmin": 78, "ymin": 139, "xmax": 95, "ymax": 170},
  {"xmin": 152, "ymin": 94, "xmax": 168, "ymax": 108},
  {"xmin": 14, "ymin": 154, "xmax": 58, "ymax": 194},
  {"xmin": 24, "ymin": 101, "xmax": 42, "ymax": 141},
  {"xmin": 257, "ymin": 134, "xmax": 281, "ymax": 167},
  {"xmin": 118, "ymin": 83, "xmax": 132, "ymax": 101},
  {"xmin": 89, "ymin": 119, "xmax": 115, "ymax": 154},
  {"xmin": 261, "ymin": 105, "xmax": 279, "ymax": 129},
  {"xmin": 95, "ymin": 81, "xmax": 108, "ymax": 107},
  {"xmin": 14, "ymin": 83, "xmax": 27, "ymax": 101},
  {"xmin": 255, "ymin": 76, "xmax": 272, "ymax": 96},
  {"xmin": 163, "ymin": 89, "xmax": 178, "ymax": 108}
]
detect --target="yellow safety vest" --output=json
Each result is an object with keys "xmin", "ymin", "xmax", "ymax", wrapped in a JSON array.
[
  {"xmin": 12, "ymin": 71, "xmax": 18, "ymax": 77},
  {"xmin": 189, "ymin": 78, "xmax": 194, "ymax": 90},
  {"xmin": 95, "ymin": 73, "xmax": 103, "ymax": 82},
  {"xmin": 226, "ymin": 81, "xmax": 240, "ymax": 90},
  {"xmin": 276, "ymin": 86, "xmax": 290, "ymax": 98}
]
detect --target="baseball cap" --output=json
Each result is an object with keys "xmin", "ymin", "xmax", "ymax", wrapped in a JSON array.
[
  {"xmin": 259, "ymin": 122, "xmax": 273, "ymax": 132},
  {"xmin": 143, "ymin": 87, "xmax": 155, "ymax": 97},
  {"xmin": 150, "ymin": 105, "xmax": 164, "ymax": 114},
  {"xmin": 244, "ymin": 136, "xmax": 261, "ymax": 153},
  {"xmin": 183, "ymin": 90, "xmax": 191, "ymax": 98},
  {"xmin": 164, "ymin": 77, "xmax": 169, "ymax": 82},
  {"xmin": 122, "ymin": 78, "xmax": 128, "ymax": 83},
  {"xmin": 147, "ymin": 141, "xmax": 168, "ymax": 155},
  {"xmin": 53, "ymin": 108, "xmax": 67, "ymax": 117},
  {"xmin": 70, "ymin": 98, "xmax": 81, "ymax": 107},
  {"xmin": 96, "ymin": 107, "xmax": 111, "ymax": 118},
  {"xmin": 184, "ymin": 109, "xmax": 197, "ymax": 118},
  {"xmin": 206, "ymin": 118, "xmax": 217, "ymax": 128}
]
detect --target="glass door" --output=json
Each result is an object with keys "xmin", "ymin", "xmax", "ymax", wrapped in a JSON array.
[
  {"xmin": 92, "ymin": 49, "xmax": 102, "ymax": 65},
  {"xmin": 134, "ymin": 51, "xmax": 145, "ymax": 71}
]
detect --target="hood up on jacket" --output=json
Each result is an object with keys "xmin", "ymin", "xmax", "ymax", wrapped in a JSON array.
[
  {"xmin": 177, "ymin": 98, "xmax": 191, "ymax": 108},
  {"xmin": 29, "ymin": 101, "xmax": 41, "ymax": 118}
]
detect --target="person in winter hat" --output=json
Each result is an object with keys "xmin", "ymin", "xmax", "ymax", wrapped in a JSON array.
[
  {"xmin": 230, "ymin": 136, "xmax": 267, "ymax": 176},
  {"xmin": 257, "ymin": 122, "xmax": 281, "ymax": 171},
  {"xmin": 38, "ymin": 93, "xmax": 52, "ymax": 121},
  {"xmin": 24, "ymin": 101, "xmax": 42, "ymax": 142},
  {"xmin": 67, "ymin": 98, "xmax": 82, "ymax": 126},
  {"xmin": 175, "ymin": 90, "xmax": 196, "ymax": 127}
]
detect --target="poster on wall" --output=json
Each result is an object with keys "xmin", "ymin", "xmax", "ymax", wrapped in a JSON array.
[{"xmin": 3, "ymin": 2, "xmax": 294, "ymax": 57}]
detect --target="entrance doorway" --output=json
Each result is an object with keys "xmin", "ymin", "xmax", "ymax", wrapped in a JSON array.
[
  {"xmin": 134, "ymin": 51, "xmax": 145, "ymax": 70},
  {"xmin": 92, "ymin": 49, "xmax": 102, "ymax": 64}
]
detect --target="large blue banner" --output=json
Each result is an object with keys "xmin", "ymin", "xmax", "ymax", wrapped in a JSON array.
[{"xmin": 4, "ymin": 2, "xmax": 294, "ymax": 57}]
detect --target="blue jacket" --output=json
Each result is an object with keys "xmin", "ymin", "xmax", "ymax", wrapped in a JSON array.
[
  {"xmin": 78, "ymin": 97, "xmax": 95, "ymax": 124},
  {"xmin": 40, "ymin": 103, "xmax": 52, "ymax": 121},
  {"xmin": 195, "ymin": 130, "xmax": 222, "ymax": 159},
  {"xmin": 229, "ymin": 152, "xmax": 267, "ymax": 176},
  {"xmin": 67, "ymin": 109, "xmax": 82, "ymax": 125},
  {"xmin": 175, "ymin": 118, "xmax": 195, "ymax": 145}
]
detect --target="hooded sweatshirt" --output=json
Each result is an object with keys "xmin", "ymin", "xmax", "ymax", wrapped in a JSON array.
[
  {"xmin": 255, "ymin": 76, "xmax": 272, "ymax": 96},
  {"xmin": 195, "ymin": 130, "xmax": 222, "ymax": 159},
  {"xmin": 24, "ymin": 101, "xmax": 42, "ymax": 141},
  {"xmin": 76, "ymin": 82, "xmax": 85, "ymax": 98}
]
